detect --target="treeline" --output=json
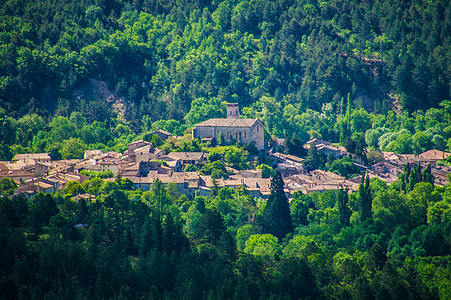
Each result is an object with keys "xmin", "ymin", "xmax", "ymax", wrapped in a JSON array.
[
  {"xmin": 0, "ymin": 0, "xmax": 450, "ymax": 122},
  {"xmin": 1, "ymin": 166, "xmax": 450, "ymax": 298},
  {"xmin": 2, "ymin": 94, "xmax": 451, "ymax": 171}
]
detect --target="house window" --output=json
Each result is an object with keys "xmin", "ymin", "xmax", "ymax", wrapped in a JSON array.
[
  {"xmin": 230, "ymin": 111, "xmax": 232, "ymax": 115},
  {"xmin": 236, "ymin": 132, "xmax": 239, "ymax": 140},
  {"xmin": 239, "ymin": 132, "xmax": 242, "ymax": 140},
  {"xmin": 244, "ymin": 132, "xmax": 247, "ymax": 139},
  {"xmin": 226, "ymin": 132, "xmax": 230, "ymax": 140},
  {"xmin": 257, "ymin": 126, "xmax": 259, "ymax": 132}
]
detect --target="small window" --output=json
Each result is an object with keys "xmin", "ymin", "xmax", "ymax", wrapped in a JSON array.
[
  {"xmin": 230, "ymin": 111, "xmax": 232, "ymax": 115},
  {"xmin": 257, "ymin": 126, "xmax": 259, "ymax": 132},
  {"xmin": 236, "ymin": 132, "xmax": 238, "ymax": 140},
  {"xmin": 226, "ymin": 132, "xmax": 230, "ymax": 140},
  {"xmin": 244, "ymin": 132, "xmax": 247, "ymax": 139}
]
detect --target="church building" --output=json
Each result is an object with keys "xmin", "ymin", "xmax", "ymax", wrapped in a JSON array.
[{"xmin": 192, "ymin": 103, "xmax": 265, "ymax": 149}]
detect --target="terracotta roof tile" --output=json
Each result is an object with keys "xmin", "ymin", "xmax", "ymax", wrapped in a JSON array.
[{"xmin": 194, "ymin": 118, "xmax": 259, "ymax": 127}]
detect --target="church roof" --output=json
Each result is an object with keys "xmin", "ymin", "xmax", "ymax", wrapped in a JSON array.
[{"xmin": 194, "ymin": 118, "xmax": 260, "ymax": 127}]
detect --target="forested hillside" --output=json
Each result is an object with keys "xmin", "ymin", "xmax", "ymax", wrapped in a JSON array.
[
  {"xmin": 1, "ymin": 170, "xmax": 451, "ymax": 299},
  {"xmin": 1, "ymin": 0, "xmax": 450, "ymax": 123},
  {"xmin": 1, "ymin": 1, "xmax": 451, "ymax": 299}
]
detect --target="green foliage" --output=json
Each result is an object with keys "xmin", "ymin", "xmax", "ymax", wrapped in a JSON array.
[
  {"xmin": 80, "ymin": 170, "xmax": 114, "ymax": 179},
  {"xmin": 285, "ymin": 133, "xmax": 307, "ymax": 157},
  {"xmin": 328, "ymin": 156, "xmax": 360, "ymax": 178},
  {"xmin": 244, "ymin": 234, "xmax": 281, "ymax": 260},
  {"xmin": 201, "ymin": 160, "xmax": 228, "ymax": 179},
  {"xmin": 304, "ymin": 143, "xmax": 324, "ymax": 171},
  {"xmin": 0, "ymin": 177, "xmax": 17, "ymax": 196},
  {"xmin": 60, "ymin": 138, "xmax": 88, "ymax": 159},
  {"xmin": 261, "ymin": 171, "xmax": 293, "ymax": 240},
  {"xmin": 183, "ymin": 164, "xmax": 198, "ymax": 172},
  {"xmin": 290, "ymin": 192, "xmax": 313, "ymax": 227},
  {"xmin": 337, "ymin": 189, "xmax": 352, "ymax": 227},
  {"xmin": 256, "ymin": 164, "xmax": 274, "ymax": 178},
  {"xmin": 224, "ymin": 147, "xmax": 248, "ymax": 170},
  {"xmin": 0, "ymin": 0, "xmax": 451, "ymax": 298},
  {"xmin": 358, "ymin": 175, "xmax": 372, "ymax": 223}
]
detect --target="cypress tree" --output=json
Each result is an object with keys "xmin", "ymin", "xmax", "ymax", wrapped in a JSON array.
[
  {"xmin": 337, "ymin": 188, "xmax": 352, "ymax": 227},
  {"xmin": 400, "ymin": 163, "xmax": 410, "ymax": 192},
  {"xmin": 422, "ymin": 163, "xmax": 434, "ymax": 186},
  {"xmin": 408, "ymin": 163, "xmax": 422, "ymax": 191},
  {"xmin": 262, "ymin": 171, "xmax": 293, "ymax": 241},
  {"xmin": 359, "ymin": 175, "xmax": 372, "ymax": 222}
]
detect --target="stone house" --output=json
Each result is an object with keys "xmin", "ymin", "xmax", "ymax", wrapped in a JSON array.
[
  {"xmin": 12, "ymin": 153, "xmax": 51, "ymax": 164},
  {"xmin": 192, "ymin": 103, "xmax": 265, "ymax": 149},
  {"xmin": 149, "ymin": 129, "xmax": 172, "ymax": 141},
  {"xmin": 165, "ymin": 152, "xmax": 208, "ymax": 169}
]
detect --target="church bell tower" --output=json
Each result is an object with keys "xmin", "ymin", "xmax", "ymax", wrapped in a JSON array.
[{"xmin": 227, "ymin": 103, "xmax": 239, "ymax": 119}]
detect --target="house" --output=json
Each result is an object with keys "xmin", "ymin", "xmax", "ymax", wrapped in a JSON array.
[
  {"xmin": 165, "ymin": 152, "xmax": 207, "ymax": 169},
  {"xmin": 306, "ymin": 139, "xmax": 332, "ymax": 147},
  {"xmin": 134, "ymin": 144, "xmax": 164, "ymax": 163},
  {"xmin": 0, "ymin": 163, "xmax": 34, "ymax": 184},
  {"xmin": 14, "ymin": 177, "xmax": 59, "ymax": 199},
  {"xmin": 35, "ymin": 161, "xmax": 53, "ymax": 176},
  {"xmin": 74, "ymin": 152, "xmax": 124, "ymax": 176},
  {"xmin": 84, "ymin": 150, "xmax": 102, "ymax": 160},
  {"xmin": 192, "ymin": 103, "xmax": 265, "ymax": 149},
  {"xmin": 158, "ymin": 155, "xmax": 182, "ymax": 172},
  {"xmin": 238, "ymin": 169, "xmax": 262, "ymax": 178},
  {"xmin": 12, "ymin": 153, "xmax": 51, "ymax": 164},
  {"xmin": 316, "ymin": 144, "xmax": 348, "ymax": 159},
  {"xmin": 270, "ymin": 152, "xmax": 305, "ymax": 171},
  {"xmin": 149, "ymin": 129, "xmax": 172, "ymax": 141},
  {"xmin": 120, "ymin": 161, "xmax": 171, "ymax": 177},
  {"xmin": 418, "ymin": 149, "xmax": 451, "ymax": 161},
  {"xmin": 283, "ymin": 170, "xmax": 359, "ymax": 195}
]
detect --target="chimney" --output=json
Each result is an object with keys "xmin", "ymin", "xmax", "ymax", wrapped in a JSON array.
[{"xmin": 227, "ymin": 103, "xmax": 239, "ymax": 119}]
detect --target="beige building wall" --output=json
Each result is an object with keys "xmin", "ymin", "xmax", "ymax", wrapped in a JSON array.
[{"xmin": 193, "ymin": 120, "xmax": 264, "ymax": 149}]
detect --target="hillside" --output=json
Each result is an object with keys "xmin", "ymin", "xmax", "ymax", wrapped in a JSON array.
[{"xmin": 0, "ymin": 0, "xmax": 450, "ymax": 124}]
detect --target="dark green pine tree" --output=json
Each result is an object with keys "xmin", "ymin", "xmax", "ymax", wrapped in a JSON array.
[
  {"xmin": 262, "ymin": 171, "xmax": 293, "ymax": 241},
  {"xmin": 163, "ymin": 212, "xmax": 189, "ymax": 254},
  {"xmin": 422, "ymin": 163, "xmax": 434, "ymax": 186},
  {"xmin": 400, "ymin": 163, "xmax": 410, "ymax": 192},
  {"xmin": 337, "ymin": 188, "xmax": 352, "ymax": 227},
  {"xmin": 139, "ymin": 213, "xmax": 163, "ymax": 257},
  {"xmin": 304, "ymin": 143, "xmax": 319, "ymax": 171},
  {"xmin": 139, "ymin": 216, "xmax": 153, "ymax": 257},
  {"xmin": 285, "ymin": 133, "xmax": 307, "ymax": 158},
  {"xmin": 408, "ymin": 163, "xmax": 422, "ymax": 191},
  {"xmin": 359, "ymin": 175, "xmax": 372, "ymax": 223},
  {"xmin": 196, "ymin": 207, "xmax": 226, "ymax": 244}
]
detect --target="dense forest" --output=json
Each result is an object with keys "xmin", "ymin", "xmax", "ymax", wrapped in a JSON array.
[
  {"xmin": 1, "ymin": 166, "xmax": 451, "ymax": 299},
  {"xmin": 0, "ymin": 0, "xmax": 450, "ymax": 159},
  {"xmin": 1, "ymin": 0, "xmax": 451, "ymax": 298},
  {"xmin": 1, "ymin": 0, "xmax": 450, "ymax": 121}
]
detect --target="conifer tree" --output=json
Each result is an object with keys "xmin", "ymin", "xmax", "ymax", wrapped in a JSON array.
[
  {"xmin": 400, "ymin": 163, "xmax": 411, "ymax": 192},
  {"xmin": 304, "ymin": 143, "xmax": 320, "ymax": 171},
  {"xmin": 422, "ymin": 163, "xmax": 434, "ymax": 186},
  {"xmin": 337, "ymin": 188, "xmax": 352, "ymax": 227},
  {"xmin": 262, "ymin": 171, "xmax": 293, "ymax": 241},
  {"xmin": 196, "ymin": 207, "xmax": 226, "ymax": 244},
  {"xmin": 408, "ymin": 163, "xmax": 422, "ymax": 191},
  {"xmin": 359, "ymin": 175, "xmax": 372, "ymax": 222}
]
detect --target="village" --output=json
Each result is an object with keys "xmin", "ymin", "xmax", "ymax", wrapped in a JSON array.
[{"xmin": 2, "ymin": 104, "xmax": 451, "ymax": 201}]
